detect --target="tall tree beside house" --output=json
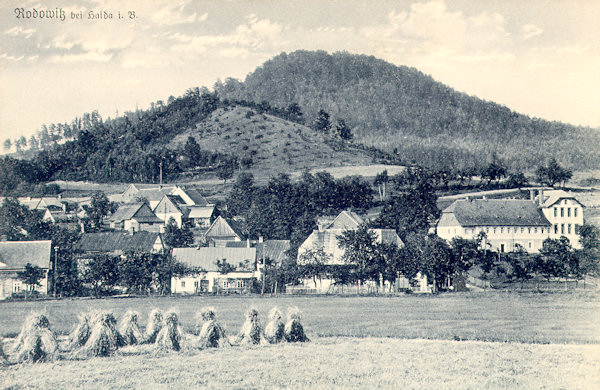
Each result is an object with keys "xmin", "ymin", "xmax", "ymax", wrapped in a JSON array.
[
  {"xmin": 504, "ymin": 245, "xmax": 536, "ymax": 288},
  {"xmin": 83, "ymin": 254, "xmax": 120, "ymax": 297},
  {"xmin": 86, "ymin": 191, "xmax": 110, "ymax": 231},
  {"xmin": 535, "ymin": 237, "xmax": 574, "ymax": 284},
  {"xmin": 117, "ymin": 252, "xmax": 155, "ymax": 294},
  {"xmin": 153, "ymin": 252, "xmax": 189, "ymax": 295},
  {"xmin": 227, "ymin": 172, "xmax": 256, "ymax": 216},
  {"xmin": 216, "ymin": 259, "xmax": 236, "ymax": 274},
  {"xmin": 337, "ymin": 224, "xmax": 383, "ymax": 290},
  {"xmin": 449, "ymin": 237, "xmax": 480, "ymax": 290},
  {"xmin": 17, "ymin": 263, "xmax": 45, "ymax": 298},
  {"xmin": 575, "ymin": 224, "xmax": 600, "ymax": 283},
  {"xmin": 536, "ymin": 158, "xmax": 573, "ymax": 187},
  {"xmin": 163, "ymin": 218, "xmax": 194, "ymax": 248},
  {"xmin": 297, "ymin": 248, "xmax": 331, "ymax": 289}
]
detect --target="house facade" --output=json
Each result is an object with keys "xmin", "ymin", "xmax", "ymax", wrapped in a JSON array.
[
  {"xmin": 109, "ymin": 203, "xmax": 164, "ymax": 233},
  {"xmin": 437, "ymin": 189, "xmax": 584, "ymax": 253},
  {"xmin": 0, "ymin": 240, "xmax": 52, "ymax": 299},
  {"xmin": 171, "ymin": 247, "xmax": 259, "ymax": 294},
  {"xmin": 203, "ymin": 216, "xmax": 244, "ymax": 246}
]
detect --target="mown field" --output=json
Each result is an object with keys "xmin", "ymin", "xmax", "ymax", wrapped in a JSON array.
[{"xmin": 1, "ymin": 291, "xmax": 599, "ymax": 389}]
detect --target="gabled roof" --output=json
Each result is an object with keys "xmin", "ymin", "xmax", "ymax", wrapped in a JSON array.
[
  {"xmin": 329, "ymin": 210, "xmax": 364, "ymax": 230},
  {"xmin": 178, "ymin": 187, "xmax": 210, "ymax": 206},
  {"xmin": 444, "ymin": 199, "xmax": 551, "ymax": 227},
  {"xmin": 172, "ymin": 247, "xmax": 256, "ymax": 272},
  {"xmin": 0, "ymin": 241, "xmax": 52, "ymax": 269},
  {"xmin": 75, "ymin": 231, "xmax": 162, "ymax": 253},
  {"xmin": 187, "ymin": 205, "xmax": 215, "ymax": 219},
  {"xmin": 109, "ymin": 203, "xmax": 162, "ymax": 224},
  {"xmin": 540, "ymin": 190, "xmax": 584, "ymax": 208},
  {"xmin": 135, "ymin": 188, "xmax": 174, "ymax": 202},
  {"xmin": 204, "ymin": 216, "xmax": 243, "ymax": 239},
  {"xmin": 256, "ymin": 240, "xmax": 290, "ymax": 264},
  {"xmin": 153, "ymin": 195, "xmax": 186, "ymax": 214}
]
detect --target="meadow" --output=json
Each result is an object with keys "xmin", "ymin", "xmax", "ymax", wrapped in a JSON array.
[{"xmin": 1, "ymin": 291, "xmax": 599, "ymax": 389}]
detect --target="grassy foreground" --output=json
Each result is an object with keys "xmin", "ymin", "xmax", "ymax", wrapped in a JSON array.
[
  {"xmin": 2, "ymin": 337, "xmax": 599, "ymax": 389},
  {"xmin": 1, "ymin": 291, "xmax": 599, "ymax": 344}
]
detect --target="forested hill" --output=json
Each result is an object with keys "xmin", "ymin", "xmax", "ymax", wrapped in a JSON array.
[{"xmin": 215, "ymin": 50, "xmax": 600, "ymax": 171}]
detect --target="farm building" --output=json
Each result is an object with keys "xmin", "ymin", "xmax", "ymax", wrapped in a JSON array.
[
  {"xmin": 203, "ymin": 216, "xmax": 244, "ymax": 246},
  {"xmin": 297, "ymin": 210, "xmax": 427, "ymax": 293},
  {"xmin": 75, "ymin": 231, "xmax": 164, "ymax": 256},
  {"xmin": 108, "ymin": 203, "xmax": 164, "ymax": 233},
  {"xmin": 437, "ymin": 189, "xmax": 584, "ymax": 253},
  {"xmin": 153, "ymin": 195, "xmax": 189, "ymax": 228},
  {"xmin": 171, "ymin": 247, "xmax": 259, "ymax": 294},
  {"xmin": 0, "ymin": 240, "xmax": 52, "ymax": 299}
]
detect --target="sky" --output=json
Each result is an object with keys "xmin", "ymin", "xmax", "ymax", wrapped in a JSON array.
[{"xmin": 1, "ymin": 0, "xmax": 599, "ymax": 145}]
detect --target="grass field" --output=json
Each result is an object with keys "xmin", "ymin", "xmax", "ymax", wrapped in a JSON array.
[{"xmin": 1, "ymin": 291, "xmax": 599, "ymax": 389}]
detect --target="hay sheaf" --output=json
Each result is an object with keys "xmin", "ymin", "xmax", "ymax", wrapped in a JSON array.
[
  {"xmin": 118, "ymin": 310, "xmax": 143, "ymax": 346},
  {"xmin": 264, "ymin": 307, "xmax": 285, "ymax": 344},
  {"xmin": 284, "ymin": 307, "xmax": 309, "ymax": 343},
  {"xmin": 76, "ymin": 311, "xmax": 124, "ymax": 358},
  {"xmin": 236, "ymin": 308, "xmax": 265, "ymax": 345},
  {"xmin": 68, "ymin": 310, "xmax": 101, "ymax": 349},
  {"xmin": 143, "ymin": 309, "xmax": 163, "ymax": 344},
  {"xmin": 196, "ymin": 307, "xmax": 229, "ymax": 349},
  {"xmin": 13, "ymin": 313, "xmax": 58, "ymax": 363},
  {"xmin": 155, "ymin": 311, "xmax": 184, "ymax": 351}
]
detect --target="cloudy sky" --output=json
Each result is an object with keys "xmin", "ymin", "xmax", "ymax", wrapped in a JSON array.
[{"xmin": 1, "ymin": 0, "xmax": 599, "ymax": 143}]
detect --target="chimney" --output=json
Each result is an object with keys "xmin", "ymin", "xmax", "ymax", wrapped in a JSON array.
[
  {"xmin": 247, "ymin": 238, "xmax": 250, "ymax": 248},
  {"xmin": 538, "ymin": 188, "xmax": 544, "ymax": 206},
  {"xmin": 529, "ymin": 189, "xmax": 535, "ymax": 201},
  {"xmin": 258, "ymin": 236, "xmax": 263, "ymax": 243},
  {"xmin": 80, "ymin": 222, "xmax": 85, "ymax": 234}
]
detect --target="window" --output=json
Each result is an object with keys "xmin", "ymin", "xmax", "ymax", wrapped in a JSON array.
[
  {"xmin": 194, "ymin": 281, "xmax": 199, "ymax": 288},
  {"xmin": 554, "ymin": 224, "xmax": 558, "ymax": 234},
  {"xmin": 181, "ymin": 281, "xmax": 185, "ymax": 288},
  {"xmin": 554, "ymin": 207, "xmax": 557, "ymax": 217},
  {"xmin": 528, "ymin": 242, "xmax": 532, "ymax": 249},
  {"xmin": 574, "ymin": 208, "xmax": 578, "ymax": 217},
  {"xmin": 561, "ymin": 208, "xmax": 564, "ymax": 217},
  {"xmin": 568, "ymin": 224, "xmax": 572, "ymax": 234},
  {"xmin": 520, "ymin": 227, "xmax": 524, "ymax": 234},
  {"xmin": 500, "ymin": 244, "xmax": 505, "ymax": 253},
  {"xmin": 237, "ymin": 280, "xmax": 246, "ymax": 288},
  {"xmin": 561, "ymin": 224, "xmax": 565, "ymax": 234},
  {"xmin": 493, "ymin": 228, "xmax": 497, "ymax": 234},
  {"xmin": 500, "ymin": 227, "xmax": 504, "ymax": 234},
  {"xmin": 528, "ymin": 228, "xmax": 531, "ymax": 234},
  {"xmin": 534, "ymin": 228, "xmax": 538, "ymax": 234},
  {"xmin": 567, "ymin": 208, "xmax": 571, "ymax": 217}
]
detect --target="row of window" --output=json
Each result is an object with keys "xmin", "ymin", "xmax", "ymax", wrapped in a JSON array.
[
  {"xmin": 553, "ymin": 207, "xmax": 578, "ymax": 218},
  {"xmin": 180, "ymin": 280, "xmax": 247, "ymax": 289},
  {"xmin": 466, "ymin": 226, "xmax": 546, "ymax": 235},
  {"xmin": 554, "ymin": 223, "xmax": 578, "ymax": 235}
]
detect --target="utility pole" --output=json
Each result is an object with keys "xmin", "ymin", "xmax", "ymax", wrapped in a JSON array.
[
  {"xmin": 159, "ymin": 161, "xmax": 163, "ymax": 186},
  {"xmin": 53, "ymin": 246, "xmax": 59, "ymax": 298}
]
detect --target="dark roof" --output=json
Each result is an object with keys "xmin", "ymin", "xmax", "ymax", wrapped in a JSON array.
[
  {"xmin": 204, "ymin": 216, "xmax": 244, "ymax": 239},
  {"xmin": 0, "ymin": 241, "xmax": 52, "ymax": 269},
  {"xmin": 109, "ymin": 203, "xmax": 162, "ymax": 224},
  {"xmin": 172, "ymin": 247, "xmax": 256, "ymax": 272},
  {"xmin": 256, "ymin": 240, "xmax": 290, "ymax": 264},
  {"xmin": 444, "ymin": 199, "xmax": 551, "ymax": 227},
  {"xmin": 75, "ymin": 231, "xmax": 161, "ymax": 253},
  {"xmin": 181, "ymin": 188, "xmax": 209, "ymax": 206}
]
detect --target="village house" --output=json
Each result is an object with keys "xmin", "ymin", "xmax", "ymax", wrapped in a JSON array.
[
  {"xmin": 202, "ymin": 216, "xmax": 244, "ymax": 246},
  {"xmin": 120, "ymin": 184, "xmax": 211, "ymax": 209},
  {"xmin": 171, "ymin": 247, "xmax": 259, "ymax": 294},
  {"xmin": 153, "ymin": 195, "xmax": 189, "ymax": 227},
  {"xmin": 297, "ymin": 210, "xmax": 427, "ymax": 292},
  {"xmin": 187, "ymin": 205, "xmax": 217, "ymax": 228},
  {"xmin": 436, "ymin": 189, "xmax": 584, "ymax": 253},
  {"xmin": 108, "ymin": 203, "xmax": 164, "ymax": 233},
  {"xmin": 74, "ymin": 231, "xmax": 164, "ymax": 256},
  {"xmin": 0, "ymin": 240, "xmax": 52, "ymax": 299}
]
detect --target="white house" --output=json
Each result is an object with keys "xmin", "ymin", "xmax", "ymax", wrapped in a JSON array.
[
  {"xmin": 297, "ymin": 210, "xmax": 428, "ymax": 292},
  {"xmin": 108, "ymin": 203, "xmax": 164, "ymax": 233},
  {"xmin": 437, "ymin": 189, "xmax": 585, "ymax": 253},
  {"xmin": 0, "ymin": 241, "xmax": 52, "ymax": 299},
  {"xmin": 171, "ymin": 247, "xmax": 259, "ymax": 294}
]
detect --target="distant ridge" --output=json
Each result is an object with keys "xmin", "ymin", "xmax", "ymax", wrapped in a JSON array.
[{"xmin": 215, "ymin": 50, "xmax": 600, "ymax": 171}]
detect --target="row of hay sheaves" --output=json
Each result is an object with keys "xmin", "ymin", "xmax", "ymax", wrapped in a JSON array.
[{"xmin": 1, "ymin": 306, "xmax": 309, "ymax": 365}]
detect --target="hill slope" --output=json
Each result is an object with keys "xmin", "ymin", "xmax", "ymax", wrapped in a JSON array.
[
  {"xmin": 215, "ymin": 50, "xmax": 600, "ymax": 171},
  {"xmin": 169, "ymin": 106, "xmax": 374, "ymax": 177}
]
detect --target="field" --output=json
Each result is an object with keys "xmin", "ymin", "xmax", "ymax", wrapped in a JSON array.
[{"xmin": 1, "ymin": 291, "xmax": 599, "ymax": 389}]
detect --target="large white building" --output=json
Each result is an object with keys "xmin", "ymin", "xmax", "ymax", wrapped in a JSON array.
[{"xmin": 437, "ymin": 189, "xmax": 584, "ymax": 253}]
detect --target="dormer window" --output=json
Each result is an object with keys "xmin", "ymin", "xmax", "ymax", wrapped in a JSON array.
[{"xmin": 554, "ymin": 207, "xmax": 557, "ymax": 217}]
